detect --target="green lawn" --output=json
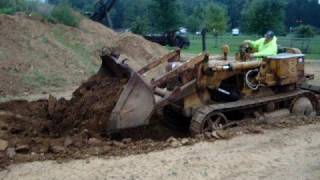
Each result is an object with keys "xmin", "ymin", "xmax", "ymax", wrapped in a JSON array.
[{"xmin": 178, "ymin": 35, "xmax": 320, "ymax": 60}]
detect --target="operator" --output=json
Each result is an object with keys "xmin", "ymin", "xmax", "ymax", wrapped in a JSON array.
[{"xmin": 245, "ymin": 31, "xmax": 278, "ymax": 59}]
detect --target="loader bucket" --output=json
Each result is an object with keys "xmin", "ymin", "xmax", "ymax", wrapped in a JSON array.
[
  {"xmin": 97, "ymin": 52, "xmax": 156, "ymax": 131},
  {"xmin": 108, "ymin": 72, "xmax": 156, "ymax": 131},
  {"xmin": 98, "ymin": 53, "xmax": 131, "ymax": 78}
]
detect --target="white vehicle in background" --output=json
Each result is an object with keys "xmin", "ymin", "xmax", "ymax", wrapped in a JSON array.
[
  {"xmin": 178, "ymin": 27, "xmax": 188, "ymax": 35},
  {"xmin": 232, "ymin": 28, "xmax": 240, "ymax": 36}
]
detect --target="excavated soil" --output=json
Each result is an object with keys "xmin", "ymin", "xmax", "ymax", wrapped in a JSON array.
[
  {"xmin": 0, "ymin": 74, "xmax": 126, "ymax": 166},
  {"xmin": 0, "ymin": 74, "xmax": 128, "ymax": 135},
  {"xmin": 47, "ymin": 75, "xmax": 127, "ymax": 136}
]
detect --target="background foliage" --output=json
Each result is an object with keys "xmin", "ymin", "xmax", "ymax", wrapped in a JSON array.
[
  {"xmin": 241, "ymin": 0, "xmax": 287, "ymax": 35},
  {"xmin": 1, "ymin": 0, "xmax": 320, "ymax": 35}
]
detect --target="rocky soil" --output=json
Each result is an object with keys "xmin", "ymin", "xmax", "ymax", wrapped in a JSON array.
[{"xmin": 1, "ymin": 121, "xmax": 320, "ymax": 180}]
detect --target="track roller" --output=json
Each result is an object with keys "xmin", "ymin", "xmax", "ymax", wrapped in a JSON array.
[
  {"xmin": 291, "ymin": 97, "xmax": 316, "ymax": 117},
  {"xmin": 190, "ymin": 111, "xmax": 229, "ymax": 135}
]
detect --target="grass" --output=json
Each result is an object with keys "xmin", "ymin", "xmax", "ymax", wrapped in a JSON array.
[
  {"xmin": 180, "ymin": 35, "xmax": 320, "ymax": 60},
  {"xmin": 51, "ymin": 28, "xmax": 98, "ymax": 74},
  {"xmin": 0, "ymin": 50, "xmax": 7, "ymax": 60},
  {"xmin": 21, "ymin": 27, "xmax": 99, "ymax": 91},
  {"xmin": 22, "ymin": 69, "xmax": 66, "ymax": 90}
]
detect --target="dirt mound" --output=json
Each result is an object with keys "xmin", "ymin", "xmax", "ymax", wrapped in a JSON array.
[
  {"xmin": 0, "ymin": 14, "xmax": 167, "ymax": 98},
  {"xmin": 115, "ymin": 33, "xmax": 167, "ymax": 70}
]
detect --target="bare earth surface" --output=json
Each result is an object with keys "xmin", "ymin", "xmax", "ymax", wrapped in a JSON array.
[{"xmin": 0, "ymin": 123, "xmax": 319, "ymax": 180}]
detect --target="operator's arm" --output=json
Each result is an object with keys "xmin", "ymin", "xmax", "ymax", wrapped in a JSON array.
[
  {"xmin": 252, "ymin": 42, "xmax": 278, "ymax": 57},
  {"xmin": 245, "ymin": 38, "xmax": 263, "ymax": 49}
]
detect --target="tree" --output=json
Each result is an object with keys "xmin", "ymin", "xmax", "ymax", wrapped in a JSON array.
[
  {"xmin": 185, "ymin": 15, "xmax": 201, "ymax": 33},
  {"xmin": 110, "ymin": 0, "xmax": 151, "ymax": 29},
  {"xmin": 185, "ymin": 5, "xmax": 206, "ymax": 33},
  {"xmin": 218, "ymin": 0, "xmax": 249, "ymax": 28},
  {"xmin": 48, "ymin": 0, "xmax": 94, "ymax": 12},
  {"xmin": 51, "ymin": 3, "xmax": 80, "ymax": 27},
  {"xmin": 185, "ymin": 2, "xmax": 228, "ymax": 34},
  {"xmin": 286, "ymin": 0, "xmax": 320, "ymax": 29},
  {"xmin": 131, "ymin": 16, "xmax": 149, "ymax": 35},
  {"xmin": 68, "ymin": 0, "xmax": 94, "ymax": 11},
  {"xmin": 149, "ymin": 0, "xmax": 182, "ymax": 32},
  {"xmin": 204, "ymin": 3, "xmax": 228, "ymax": 34},
  {"xmin": 241, "ymin": 0, "xmax": 287, "ymax": 35},
  {"xmin": 48, "ymin": 0, "xmax": 60, "ymax": 5},
  {"xmin": 294, "ymin": 25, "xmax": 317, "ymax": 38},
  {"xmin": 0, "ymin": 0, "xmax": 27, "ymax": 14}
]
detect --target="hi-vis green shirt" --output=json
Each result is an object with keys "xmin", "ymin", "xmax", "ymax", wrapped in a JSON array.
[{"xmin": 248, "ymin": 37, "xmax": 278, "ymax": 57}]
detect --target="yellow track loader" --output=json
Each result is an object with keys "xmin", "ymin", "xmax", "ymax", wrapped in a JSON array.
[{"xmin": 99, "ymin": 47, "xmax": 319, "ymax": 134}]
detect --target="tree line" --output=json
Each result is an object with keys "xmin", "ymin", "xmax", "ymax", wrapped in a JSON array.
[
  {"xmin": 1, "ymin": 0, "xmax": 320, "ymax": 36},
  {"xmin": 67, "ymin": 0, "xmax": 320, "ymax": 36},
  {"xmin": 110, "ymin": 0, "xmax": 320, "ymax": 36}
]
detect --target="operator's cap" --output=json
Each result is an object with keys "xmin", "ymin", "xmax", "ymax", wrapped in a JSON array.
[{"xmin": 265, "ymin": 31, "xmax": 275, "ymax": 39}]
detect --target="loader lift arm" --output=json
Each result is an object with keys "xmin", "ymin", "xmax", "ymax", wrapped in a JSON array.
[{"xmin": 90, "ymin": 0, "xmax": 117, "ymax": 28}]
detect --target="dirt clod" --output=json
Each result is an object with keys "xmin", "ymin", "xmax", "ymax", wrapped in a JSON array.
[
  {"xmin": 64, "ymin": 136, "xmax": 73, "ymax": 147},
  {"xmin": 216, "ymin": 130, "xmax": 231, "ymax": 139},
  {"xmin": 211, "ymin": 131, "xmax": 220, "ymax": 139},
  {"xmin": 167, "ymin": 137, "xmax": 182, "ymax": 148},
  {"xmin": 15, "ymin": 145, "xmax": 30, "ymax": 154},
  {"xmin": 122, "ymin": 138, "xmax": 132, "ymax": 144},
  {"xmin": 102, "ymin": 146, "xmax": 112, "ymax": 153},
  {"xmin": 49, "ymin": 145, "xmax": 65, "ymax": 154},
  {"xmin": 6, "ymin": 148, "xmax": 16, "ymax": 159},
  {"xmin": 112, "ymin": 141, "xmax": 125, "ymax": 148},
  {"xmin": 0, "ymin": 139, "xmax": 8, "ymax": 151},
  {"xmin": 204, "ymin": 132, "xmax": 212, "ymax": 139},
  {"xmin": 246, "ymin": 127, "xmax": 265, "ymax": 134},
  {"xmin": 181, "ymin": 138, "xmax": 190, "ymax": 145},
  {"xmin": 88, "ymin": 138, "xmax": 102, "ymax": 146}
]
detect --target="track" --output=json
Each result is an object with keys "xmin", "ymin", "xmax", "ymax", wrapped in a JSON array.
[{"xmin": 190, "ymin": 90, "xmax": 318, "ymax": 134}]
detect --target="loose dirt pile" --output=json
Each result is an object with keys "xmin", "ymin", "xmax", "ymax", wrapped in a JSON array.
[
  {"xmin": 0, "ymin": 74, "xmax": 127, "ymax": 136},
  {"xmin": 0, "ymin": 73, "xmax": 128, "ymax": 166},
  {"xmin": 0, "ymin": 14, "xmax": 167, "ymax": 98},
  {"xmin": 48, "ymin": 75, "xmax": 127, "ymax": 136}
]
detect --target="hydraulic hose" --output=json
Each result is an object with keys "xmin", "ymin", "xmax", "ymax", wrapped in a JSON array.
[{"xmin": 245, "ymin": 69, "xmax": 263, "ymax": 90}]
